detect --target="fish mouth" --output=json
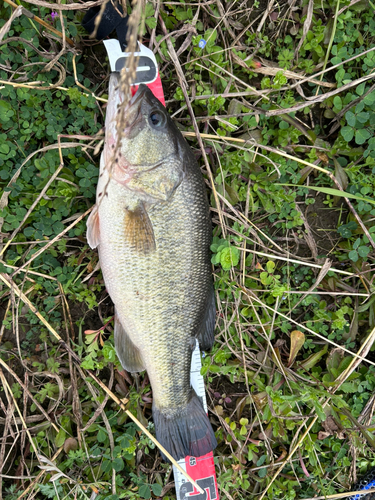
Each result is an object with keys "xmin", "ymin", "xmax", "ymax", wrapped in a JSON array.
[
  {"xmin": 129, "ymin": 84, "xmax": 149, "ymax": 108},
  {"xmin": 122, "ymin": 84, "xmax": 149, "ymax": 135}
]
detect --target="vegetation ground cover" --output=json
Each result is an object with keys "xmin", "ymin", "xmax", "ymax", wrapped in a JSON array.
[{"xmin": 1, "ymin": 0, "xmax": 375, "ymax": 498}]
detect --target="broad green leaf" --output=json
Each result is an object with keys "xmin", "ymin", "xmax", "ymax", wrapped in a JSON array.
[
  {"xmin": 266, "ymin": 261, "xmax": 275, "ymax": 273},
  {"xmin": 102, "ymin": 459, "xmax": 112, "ymax": 473},
  {"xmin": 240, "ymin": 425, "xmax": 247, "ymax": 435},
  {"xmin": 0, "ymin": 143, "xmax": 10, "ymax": 154},
  {"xmin": 312, "ymin": 399, "xmax": 326, "ymax": 421},
  {"xmin": 356, "ymin": 82, "xmax": 366, "ymax": 95},
  {"xmin": 337, "ymin": 221, "xmax": 357, "ymax": 238},
  {"xmin": 223, "ymin": 182, "xmax": 240, "ymax": 204},
  {"xmin": 112, "ymin": 457, "xmax": 124, "ymax": 472},
  {"xmin": 204, "ymin": 28, "xmax": 217, "ymax": 46},
  {"xmin": 258, "ymin": 467, "xmax": 267, "ymax": 478},
  {"xmin": 55, "ymin": 428, "xmax": 66, "ymax": 448},
  {"xmin": 357, "ymin": 111, "xmax": 370, "ymax": 123},
  {"xmin": 151, "ymin": 484, "xmax": 162, "ymax": 496},
  {"xmin": 299, "ymin": 345, "xmax": 328, "ymax": 370},
  {"xmin": 145, "ymin": 17, "xmax": 157, "ymax": 29},
  {"xmin": 257, "ymin": 190, "xmax": 275, "ymax": 212},
  {"xmin": 355, "ymin": 101, "xmax": 365, "ymax": 113},
  {"xmin": 220, "ymin": 246, "xmax": 240, "ymax": 270},
  {"xmin": 340, "ymin": 382, "xmax": 359, "ymax": 393},
  {"xmin": 279, "ymin": 120, "xmax": 289, "ymax": 129},
  {"xmin": 355, "ymin": 128, "xmax": 371, "ymax": 145},
  {"xmin": 349, "ymin": 250, "xmax": 359, "ymax": 262},
  {"xmin": 97, "ymin": 428, "xmax": 107, "ymax": 443},
  {"xmin": 341, "ymin": 126, "xmax": 354, "ymax": 142},
  {"xmin": 333, "ymin": 96, "xmax": 342, "ymax": 110},
  {"xmin": 345, "ymin": 111, "xmax": 356, "ymax": 127},
  {"xmin": 338, "ymin": 356, "xmax": 353, "ymax": 374},
  {"xmin": 364, "ymin": 91, "xmax": 375, "ymax": 105},
  {"xmin": 358, "ymin": 245, "xmax": 370, "ymax": 258},
  {"xmin": 327, "ymin": 348, "xmax": 343, "ymax": 374},
  {"xmin": 144, "ymin": 2, "xmax": 154, "ymax": 16}
]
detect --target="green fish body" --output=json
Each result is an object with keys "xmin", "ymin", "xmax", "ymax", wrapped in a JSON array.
[{"xmin": 87, "ymin": 75, "xmax": 217, "ymax": 460}]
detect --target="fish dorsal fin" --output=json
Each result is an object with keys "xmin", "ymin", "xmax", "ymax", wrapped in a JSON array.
[
  {"xmin": 114, "ymin": 312, "xmax": 145, "ymax": 373},
  {"xmin": 87, "ymin": 205, "xmax": 100, "ymax": 249},
  {"xmin": 124, "ymin": 203, "xmax": 156, "ymax": 254},
  {"xmin": 196, "ymin": 286, "xmax": 216, "ymax": 351}
]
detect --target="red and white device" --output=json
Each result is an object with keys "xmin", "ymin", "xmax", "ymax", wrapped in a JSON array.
[
  {"xmin": 103, "ymin": 39, "xmax": 165, "ymax": 106},
  {"xmin": 103, "ymin": 39, "xmax": 218, "ymax": 499}
]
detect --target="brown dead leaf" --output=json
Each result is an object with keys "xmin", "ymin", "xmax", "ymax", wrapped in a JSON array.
[
  {"xmin": 334, "ymin": 158, "xmax": 349, "ymax": 190},
  {"xmin": 252, "ymin": 391, "xmax": 267, "ymax": 410},
  {"xmin": 318, "ymin": 415, "xmax": 345, "ymax": 440},
  {"xmin": 322, "ymin": 415, "xmax": 339, "ymax": 434},
  {"xmin": 63, "ymin": 437, "xmax": 78, "ymax": 453},
  {"xmin": 317, "ymin": 152, "xmax": 329, "ymax": 164},
  {"xmin": 215, "ymin": 405, "xmax": 224, "ymax": 416},
  {"xmin": 317, "ymin": 431, "xmax": 331, "ymax": 440},
  {"xmin": 287, "ymin": 330, "xmax": 305, "ymax": 367}
]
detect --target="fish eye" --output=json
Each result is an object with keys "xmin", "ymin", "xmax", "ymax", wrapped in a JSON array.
[{"xmin": 149, "ymin": 111, "xmax": 164, "ymax": 128}]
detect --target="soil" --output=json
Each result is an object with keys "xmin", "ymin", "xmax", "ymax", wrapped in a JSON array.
[{"xmin": 302, "ymin": 194, "xmax": 346, "ymax": 257}]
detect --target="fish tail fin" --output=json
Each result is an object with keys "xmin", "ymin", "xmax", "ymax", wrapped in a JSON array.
[{"xmin": 152, "ymin": 389, "xmax": 217, "ymax": 461}]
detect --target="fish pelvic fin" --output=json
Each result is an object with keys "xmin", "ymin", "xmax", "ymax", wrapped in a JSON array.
[
  {"xmin": 114, "ymin": 312, "xmax": 145, "ymax": 372},
  {"xmin": 153, "ymin": 389, "xmax": 217, "ymax": 461},
  {"xmin": 197, "ymin": 286, "xmax": 216, "ymax": 351},
  {"xmin": 124, "ymin": 202, "xmax": 156, "ymax": 255},
  {"xmin": 87, "ymin": 205, "xmax": 100, "ymax": 249}
]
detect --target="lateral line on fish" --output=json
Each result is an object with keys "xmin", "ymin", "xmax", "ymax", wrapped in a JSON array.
[{"xmin": 0, "ymin": 272, "xmax": 205, "ymax": 495}]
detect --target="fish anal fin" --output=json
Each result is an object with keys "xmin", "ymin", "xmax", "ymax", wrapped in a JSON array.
[
  {"xmin": 196, "ymin": 286, "xmax": 216, "ymax": 351},
  {"xmin": 124, "ymin": 204, "xmax": 156, "ymax": 255},
  {"xmin": 87, "ymin": 205, "xmax": 100, "ymax": 249},
  {"xmin": 114, "ymin": 313, "xmax": 145, "ymax": 373}
]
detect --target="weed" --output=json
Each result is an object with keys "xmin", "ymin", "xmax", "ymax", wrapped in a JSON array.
[{"xmin": 2, "ymin": 1, "xmax": 375, "ymax": 499}]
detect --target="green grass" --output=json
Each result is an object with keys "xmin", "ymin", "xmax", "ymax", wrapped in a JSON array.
[{"xmin": 1, "ymin": 1, "xmax": 375, "ymax": 499}]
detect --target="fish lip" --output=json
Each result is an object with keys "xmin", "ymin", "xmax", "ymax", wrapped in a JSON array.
[
  {"xmin": 125, "ymin": 84, "xmax": 148, "ymax": 115},
  {"xmin": 122, "ymin": 84, "xmax": 149, "ymax": 133},
  {"xmin": 130, "ymin": 83, "xmax": 148, "ymax": 106}
]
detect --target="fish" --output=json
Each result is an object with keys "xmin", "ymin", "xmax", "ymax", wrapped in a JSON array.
[{"xmin": 86, "ymin": 74, "xmax": 217, "ymax": 461}]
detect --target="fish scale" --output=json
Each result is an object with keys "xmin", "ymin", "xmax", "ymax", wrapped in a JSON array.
[
  {"xmin": 87, "ymin": 75, "xmax": 217, "ymax": 460},
  {"xmin": 132, "ymin": 180, "xmax": 210, "ymax": 411}
]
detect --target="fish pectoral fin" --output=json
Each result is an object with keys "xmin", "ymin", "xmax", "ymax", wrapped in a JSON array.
[
  {"xmin": 196, "ymin": 286, "xmax": 216, "ymax": 351},
  {"xmin": 114, "ymin": 312, "xmax": 145, "ymax": 373},
  {"xmin": 124, "ymin": 203, "xmax": 156, "ymax": 255},
  {"xmin": 87, "ymin": 205, "xmax": 100, "ymax": 249}
]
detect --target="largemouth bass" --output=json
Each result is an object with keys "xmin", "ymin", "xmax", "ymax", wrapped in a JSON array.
[{"xmin": 87, "ymin": 74, "xmax": 217, "ymax": 461}]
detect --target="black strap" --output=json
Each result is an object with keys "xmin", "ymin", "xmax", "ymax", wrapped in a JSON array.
[{"xmin": 82, "ymin": 1, "xmax": 129, "ymax": 50}]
